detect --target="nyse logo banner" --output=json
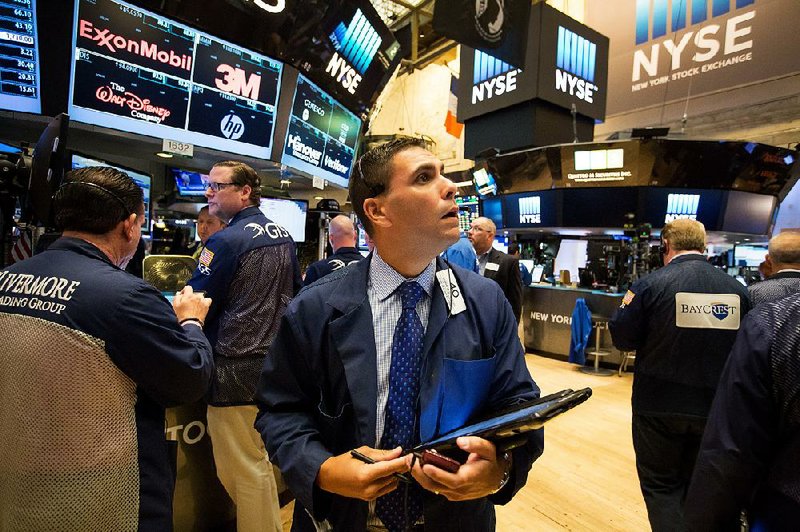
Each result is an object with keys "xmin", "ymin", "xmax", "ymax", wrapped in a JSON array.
[
  {"xmin": 664, "ymin": 194, "xmax": 700, "ymax": 223},
  {"xmin": 325, "ymin": 9, "xmax": 381, "ymax": 94},
  {"xmin": 555, "ymin": 26, "xmax": 598, "ymax": 103},
  {"xmin": 586, "ymin": 0, "xmax": 800, "ymax": 115},
  {"xmin": 519, "ymin": 196, "xmax": 541, "ymax": 224},
  {"xmin": 471, "ymin": 50, "xmax": 521, "ymax": 104}
]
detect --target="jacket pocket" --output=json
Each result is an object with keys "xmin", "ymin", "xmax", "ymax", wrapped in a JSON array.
[{"xmin": 436, "ymin": 354, "xmax": 497, "ymax": 436}]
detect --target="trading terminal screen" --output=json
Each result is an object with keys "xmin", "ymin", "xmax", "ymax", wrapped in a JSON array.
[{"xmin": 0, "ymin": 0, "xmax": 40, "ymax": 113}]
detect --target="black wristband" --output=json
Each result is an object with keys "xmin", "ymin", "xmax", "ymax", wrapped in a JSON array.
[{"xmin": 179, "ymin": 317, "xmax": 204, "ymax": 327}]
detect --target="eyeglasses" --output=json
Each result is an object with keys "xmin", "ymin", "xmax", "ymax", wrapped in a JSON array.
[{"xmin": 203, "ymin": 181, "xmax": 238, "ymax": 192}]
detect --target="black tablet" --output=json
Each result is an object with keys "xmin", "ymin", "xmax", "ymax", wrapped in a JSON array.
[{"xmin": 411, "ymin": 388, "xmax": 592, "ymax": 454}]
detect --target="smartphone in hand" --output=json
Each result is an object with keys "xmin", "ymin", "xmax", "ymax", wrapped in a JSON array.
[{"xmin": 417, "ymin": 449, "xmax": 461, "ymax": 473}]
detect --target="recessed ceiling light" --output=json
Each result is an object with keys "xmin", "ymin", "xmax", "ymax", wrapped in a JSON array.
[
  {"xmin": 314, "ymin": 196, "xmax": 323, "ymax": 200},
  {"xmin": 155, "ymin": 151, "xmax": 173, "ymax": 158}
]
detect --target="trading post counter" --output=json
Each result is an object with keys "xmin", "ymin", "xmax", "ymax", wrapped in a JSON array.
[{"xmin": 523, "ymin": 284, "xmax": 626, "ymax": 365}]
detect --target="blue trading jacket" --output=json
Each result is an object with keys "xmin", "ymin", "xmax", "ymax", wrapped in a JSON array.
[
  {"xmin": 569, "ymin": 297, "xmax": 592, "ymax": 365},
  {"xmin": 0, "ymin": 237, "xmax": 213, "ymax": 531},
  {"xmin": 609, "ymin": 254, "xmax": 752, "ymax": 417},
  {"xmin": 686, "ymin": 293, "xmax": 800, "ymax": 530},
  {"xmin": 255, "ymin": 256, "xmax": 543, "ymax": 531},
  {"xmin": 303, "ymin": 246, "xmax": 364, "ymax": 286},
  {"xmin": 188, "ymin": 206, "xmax": 302, "ymax": 405}
]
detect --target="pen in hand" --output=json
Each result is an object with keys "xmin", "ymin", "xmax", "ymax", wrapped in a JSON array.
[{"xmin": 350, "ymin": 449, "xmax": 411, "ymax": 483}]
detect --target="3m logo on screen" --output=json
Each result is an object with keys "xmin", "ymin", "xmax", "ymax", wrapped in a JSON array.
[
  {"xmin": 326, "ymin": 9, "xmax": 381, "ymax": 94},
  {"xmin": 215, "ymin": 64, "xmax": 261, "ymax": 100},
  {"xmin": 471, "ymin": 50, "xmax": 520, "ymax": 104},
  {"xmin": 519, "ymin": 197, "xmax": 541, "ymax": 224},
  {"xmin": 664, "ymin": 194, "xmax": 700, "ymax": 223},
  {"xmin": 79, "ymin": 20, "xmax": 192, "ymax": 72},
  {"xmin": 555, "ymin": 26, "xmax": 598, "ymax": 103},
  {"xmin": 633, "ymin": 0, "xmax": 756, "ymax": 83}
]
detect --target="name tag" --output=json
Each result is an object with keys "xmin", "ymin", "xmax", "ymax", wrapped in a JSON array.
[
  {"xmin": 675, "ymin": 292, "xmax": 741, "ymax": 330},
  {"xmin": 436, "ymin": 269, "xmax": 466, "ymax": 315},
  {"xmin": 485, "ymin": 262, "xmax": 500, "ymax": 272}
]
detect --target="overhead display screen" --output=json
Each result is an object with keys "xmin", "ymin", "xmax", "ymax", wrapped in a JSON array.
[
  {"xmin": 283, "ymin": 0, "xmax": 401, "ymax": 116},
  {"xmin": 502, "ymin": 190, "xmax": 559, "ymax": 229},
  {"xmin": 281, "ymin": 74, "xmax": 361, "ymax": 189},
  {"xmin": 0, "ymin": 0, "xmax": 40, "ymax": 113},
  {"xmin": 68, "ymin": 0, "xmax": 283, "ymax": 159}
]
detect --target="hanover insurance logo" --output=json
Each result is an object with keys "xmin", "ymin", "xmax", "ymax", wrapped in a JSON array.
[
  {"xmin": 664, "ymin": 194, "xmax": 700, "ymax": 223},
  {"xmin": 471, "ymin": 50, "xmax": 520, "ymax": 104},
  {"xmin": 631, "ymin": 0, "xmax": 757, "ymax": 86},
  {"xmin": 555, "ymin": 26, "xmax": 598, "ymax": 103},
  {"xmin": 326, "ymin": 9, "xmax": 381, "ymax": 94},
  {"xmin": 519, "ymin": 196, "xmax": 541, "ymax": 224}
]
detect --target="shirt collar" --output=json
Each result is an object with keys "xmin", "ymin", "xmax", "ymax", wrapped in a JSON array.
[{"xmin": 370, "ymin": 250, "xmax": 436, "ymax": 302}]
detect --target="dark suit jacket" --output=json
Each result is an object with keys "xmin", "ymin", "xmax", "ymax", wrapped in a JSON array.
[
  {"xmin": 482, "ymin": 248, "xmax": 523, "ymax": 323},
  {"xmin": 255, "ymin": 256, "xmax": 543, "ymax": 531}
]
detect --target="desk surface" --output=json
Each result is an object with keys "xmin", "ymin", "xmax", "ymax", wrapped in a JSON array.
[{"xmin": 526, "ymin": 284, "xmax": 624, "ymax": 297}]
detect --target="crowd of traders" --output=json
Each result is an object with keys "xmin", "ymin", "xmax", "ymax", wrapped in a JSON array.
[{"xmin": 1, "ymin": 138, "xmax": 799, "ymax": 531}]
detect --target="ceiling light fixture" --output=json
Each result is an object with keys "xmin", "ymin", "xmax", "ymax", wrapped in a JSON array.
[{"xmin": 155, "ymin": 151, "xmax": 173, "ymax": 158}]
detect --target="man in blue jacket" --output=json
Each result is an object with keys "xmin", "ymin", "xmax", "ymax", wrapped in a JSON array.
[
  {"xmin": 685, "ymin": 291, "xmax": 800, "ymax": 530},
  {"xmin": 188, "ymin": 160, "xmax": 301, "ymax": 532},
  {"xmin": 303, "ymin": 214, "xmax": 363, "ymax": 286},
  {"xmin": 609, "ymin": 218, "xmax": 751, "ymax": 532},
  {"xmin": 0, "ymin": 166, "xmax": 214, "ymax": 531},
  {"xmin": 256, "ymin": 138, "xmax": 543, "ymax": 531}
]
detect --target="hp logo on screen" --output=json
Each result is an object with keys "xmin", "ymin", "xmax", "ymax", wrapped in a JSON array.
[{"xmin": 220, "ymin": 113, "xmax": 245, "ymax": 140}]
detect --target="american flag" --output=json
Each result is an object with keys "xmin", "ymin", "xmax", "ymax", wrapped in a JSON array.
[{"xmin": 11, "ymin": 227, "xmax": 33, "ymax": 263}]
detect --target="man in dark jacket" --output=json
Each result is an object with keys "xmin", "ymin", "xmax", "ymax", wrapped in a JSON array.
[
  {"xmin": 256, "ymin": 138, "xmax": 543, "ymax": 531},
  {"xmin": 685, "ymin": 291, "xmax": 800, "ymax": 530},
  {"xmin": 468, "ymin": 216, "xmax": 523, "ymax": 323},
  {"xmin": 303, "ymin": 214, "xmax": 363, "ymax": 286},
  {"xmin": 748, "ymin": 230, "xmax": 800, "ymax": 305},
  {"xmin": 188, "ymin": 161, "xmax": 301, "ymax": 532},
  {"xmin": 609, "ymin": 218, "xmax": 751, "ymax": 532},
  {"xmin": 0, "ymin": 166, "xmax": 214, "ymax": 531}
]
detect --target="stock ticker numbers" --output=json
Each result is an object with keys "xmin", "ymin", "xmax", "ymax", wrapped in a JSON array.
[
  {"xmin": 0, "ymin": 0, "xmax": 38, "ymax": 104},
  {"xmin": 71, "ymin": 0, "xmax": 282, "ymax": 155}
]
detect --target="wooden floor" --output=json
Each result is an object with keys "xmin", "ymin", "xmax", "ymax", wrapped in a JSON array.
[{"xmin": 281, "ymin": 354, "xmax": 649, "ymax": 531}]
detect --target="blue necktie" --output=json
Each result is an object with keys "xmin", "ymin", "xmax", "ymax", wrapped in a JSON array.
[{"xmin": 377, "ymin": 281, "xmax": 425, "ymax": 532}]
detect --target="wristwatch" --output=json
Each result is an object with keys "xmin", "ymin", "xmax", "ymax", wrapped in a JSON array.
[{"xmin": 492, "ymin": 451, "xmax": 513, "ymax": 494}]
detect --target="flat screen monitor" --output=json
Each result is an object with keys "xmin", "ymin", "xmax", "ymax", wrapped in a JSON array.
[
  {"xmin": 68, "ymin": 0, "xmax": 283, "ymax": 159},
  {"xmin": 357, "ymin": 224, "xmax": 370, "ymax": 251},
  {"xmin": 71, "ymin": 153, "xmax": 152, "ymax": 233},
  {"xmin": 733, "ymin": 244, "xmax": 767, "ymax": 268},
  {"xmin": 638, "ymin": 188, "xmax": 725, "ymax": 231},
  {"xmin": 456, "ymin": 194, "xmax": 479, "ymax": 233},
  {"xmin": 502, "ymin": 190, "xmax": 558, "ymax": 228},
  {"xmin": 480, "ymin": 196, "xmax": 504, "ymax": 229},
  {"xmin": 258, "ymin": 197, "xmax": 308, "ymax": 243},
  {"xmin": 722, "ymin": 191, "xmax": 776, "ymax": 235},
  {"xmin": 530, "ymin": 264, "xmax": 545, "ymax": 284},
  {"xmin": 170, "ymin": 168, "xmax": 208, "ymax": 197},
  {"xmin": 473, "ymin": 167, "xmax": 498, "ymax": 197},
  {"xmin": 280, "ymin": 74, "xmax": 361, "ymax": 189},
  {"xmin": 280, "ymin": 0, "xmax": 401, "ymax": 116},
  {"xmin": 0, "ymin": 0, "xmax": 40, "ymax": 114}
]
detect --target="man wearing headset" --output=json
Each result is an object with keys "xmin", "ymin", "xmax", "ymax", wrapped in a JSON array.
[
  {"xmin": 609, "ymin": 218, "xmax": 751, "ymax": 532},
  {"xmin": 256, "ymin": 138, "xmax": 543, "ymax": 531}
]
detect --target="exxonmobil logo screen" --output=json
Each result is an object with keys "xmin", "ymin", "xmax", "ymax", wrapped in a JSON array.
[{"xmin": 69, "ymin": 0, "xmax": 284, "ymax": 159}]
